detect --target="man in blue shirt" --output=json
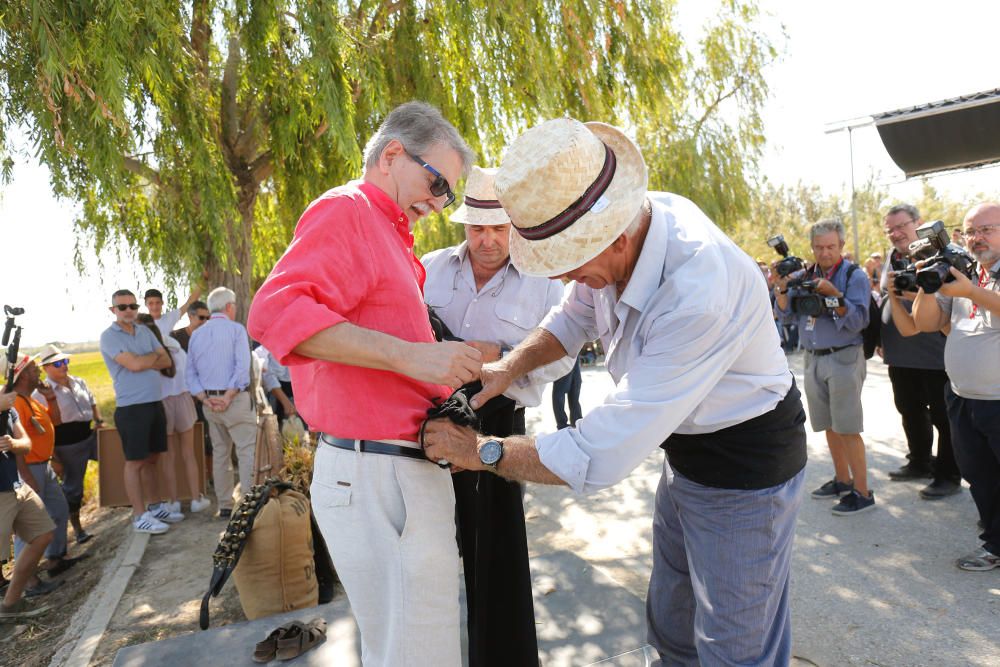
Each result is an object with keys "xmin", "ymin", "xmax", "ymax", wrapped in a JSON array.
[
  {"xmin": 100, "ymin": 289, "xmax": 180, "ymax": 534},
  {"xmin": 187, "ymin": 286, "xmax": 256, "ymax": 519},
  {"xmin": 775, "ymin": 219, "xmax": 874, "ymax": 515}
]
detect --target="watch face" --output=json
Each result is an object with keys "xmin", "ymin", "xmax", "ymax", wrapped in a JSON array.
[{"xmin": 480, "ymin": 440, "xmax": 503, "ymax": 466}]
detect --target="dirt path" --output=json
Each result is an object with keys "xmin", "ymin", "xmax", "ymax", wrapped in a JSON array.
[{"xmin": 1, "ymin": 505, "xmax": 131, "ymax": 667}]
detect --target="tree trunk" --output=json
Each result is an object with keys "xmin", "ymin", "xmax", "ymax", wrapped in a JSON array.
[{"xmin": 207, "ymin": 184, "xmax": 256, "ymax": 326}]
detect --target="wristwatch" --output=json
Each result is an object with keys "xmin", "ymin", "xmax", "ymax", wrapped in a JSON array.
[
  {"xmin": 498, "ymin": 342, "xmax": 512, "ymax": 361},
  {"xmin": 479, "ymin": 438, "xmax": 504, "ymax": 473}
]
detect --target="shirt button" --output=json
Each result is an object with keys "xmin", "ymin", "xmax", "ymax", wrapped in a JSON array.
[
  {"xmin": 465, "ymin": 323, "xmax": 470, "ymax": 328},
  {"xmin": 473, "ymin": 298, "xmax": 478, "ymax": 303}
]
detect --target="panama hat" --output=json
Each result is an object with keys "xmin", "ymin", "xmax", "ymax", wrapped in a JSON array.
[
  {"xmin": 38, "ymin": 344, "xmax": 70, "ymax": 366},
  {"xmin": 494, "ymin": 118, "xmax": 648, "ymax": 277},
  {"xmin": 448, "ymin": 166, "xmax": 510, "ymax": 226},
  {"xmin": 0, "ymin": 351, "xmax": 36, "ymax": 384}
]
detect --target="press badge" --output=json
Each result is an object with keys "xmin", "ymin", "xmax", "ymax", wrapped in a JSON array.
[{"xmin": 805, "ymin": 316, "xmax": 816, "ymax": 332}]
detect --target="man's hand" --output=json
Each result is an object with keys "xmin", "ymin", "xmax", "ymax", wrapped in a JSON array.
[
  {"xmin": 0, "ymin": 435, "xmax": 13, "ymax": 453},
  {"xmin": 938, "ymin": 267, "xmax": 975, "ymax": 299},
  {"xmin": 403, "ymin": 341, "xmax": 483, "ymax": 389},
  {"xmin": 0, "ymin": 391, "xmax": 14, "ymax": 412},
  {"xmin": 37, "ymin": 382, "xmax": 57, "ymax": 403},
  {"xmin": 463, "ymin": 341, "xmax": 502, "ymax": 363},
  {"xmin": 813, "ymin": 278, "xmax": 842, "ymax": 298},
  {"xmin": 422, "ymin": 419, "xmax": 484, "ymax": 471},
  {"xmin": 470, "ymin": 362, "xmax": 515, "ymax": 409}
]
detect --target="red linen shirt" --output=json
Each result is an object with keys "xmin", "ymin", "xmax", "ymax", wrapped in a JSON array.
[{"xmin": 247, "ymin": 180, "xmax": 449, "ymax": 441}]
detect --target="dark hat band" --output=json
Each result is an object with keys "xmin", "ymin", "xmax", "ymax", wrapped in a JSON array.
[
  {"xmin": 514, "ymin": 143, "xmax": 617, "ymax": 242},
  {"xmin": 464, "ymin": 196, "xmax": 504, "ymax": 210}
]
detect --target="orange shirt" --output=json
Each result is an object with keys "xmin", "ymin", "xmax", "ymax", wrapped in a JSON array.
[{"xmin": 14, "ymin": 394, "xmax": 55, "ymax": 464}]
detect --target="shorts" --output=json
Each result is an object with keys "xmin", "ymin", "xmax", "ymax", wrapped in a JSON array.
[
  {"xmin": 0, "ymin": 485, "xmax": 56, "ymax": 549},
  {"xmin": 115, "ymin": 401, "xmax": 168, "ymax": 461},
  {"xmin": 163, "ymin": 392, "xmax": 198, "ymax": 435},
  {"xmin": 803, "ymin": 344, "xmax": 866, "ymax": 434}
]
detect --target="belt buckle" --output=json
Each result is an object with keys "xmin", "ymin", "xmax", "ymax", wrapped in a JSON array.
[{"xmin": 353, "ymin": 439, "xmax": 362, "ymax": 453}]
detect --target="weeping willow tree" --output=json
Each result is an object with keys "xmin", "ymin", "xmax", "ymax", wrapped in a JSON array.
[{"xmin": 0, "ymin": 0, "xmax": 779, "ymax": 318}]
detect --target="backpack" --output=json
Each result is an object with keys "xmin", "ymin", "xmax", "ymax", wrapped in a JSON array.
[{"xmin": 845, "ymin": 263, "xmax": 881, "ymax": 359}]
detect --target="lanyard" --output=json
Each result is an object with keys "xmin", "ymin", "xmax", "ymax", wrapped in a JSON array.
[
  {"xmin": 813, "ymin": 258, "xmax": 843, "ymax": 282},
  {"xmin": 970, "ymin": 267, "xmax": 993, "ymax": 319}
]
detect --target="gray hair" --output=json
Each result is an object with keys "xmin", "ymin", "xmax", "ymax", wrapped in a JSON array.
[
  {"xmin": 809, "ymin": 218, "xmax": 846, "ymax": 243},
  {"xmin": 886, "ymin": 203, "xmax": 920, "ymax": 222},
  {"xmin": 206, "ymin": 286, "xmax": 236, "ymax": 313},
  {"xmin": 362, "ymin": 101, "xmax": 475, "ymax": 177}
]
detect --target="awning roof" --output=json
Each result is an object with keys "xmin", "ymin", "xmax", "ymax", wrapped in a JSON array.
[{"xmin": 873, "ymin": 88, "xmax": 1000, "ymax": 178}]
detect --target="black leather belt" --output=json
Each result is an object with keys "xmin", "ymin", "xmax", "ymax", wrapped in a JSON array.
[
  {"xmin": 205, "ymin": 389, "xmax": 244, "ymax": 396},
  {"xmin": 320, "ymin": 435, "xmax": 427, "ymax": 461},
  {"xmin": 808, "ymin": 345, "xmax": 853, "ymax": 356}
]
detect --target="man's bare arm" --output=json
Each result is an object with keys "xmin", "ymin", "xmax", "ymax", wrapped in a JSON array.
[
  {"xmin": 113, "ymin": 351, "xmax": 162, "ymax": 372},
  {"xmin": 912, "ymin": 290, "xmax": 949, "ymax": 333},
  {"xmin": 487, "ymin": 435, "xmax": 567, "ymax": 486},
  {"xmin": 886, "ymin": 290, "xmax": 920, "ymax": 337},
  {"xmin": 472, "ymin": 328, "xmax": 567, "ymax": 409},
  {"xmin": 293, "ymin": 321, "xmax": 482, "ymax": 389},
  {"xmin": 150, "ymin": 346, "xmax": 172, "ymax": 370}
]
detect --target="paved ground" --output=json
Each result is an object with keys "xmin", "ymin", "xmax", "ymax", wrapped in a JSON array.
[{"xmin": 89, "ymin": 353, "xmax": 1000, "ymax": 665}]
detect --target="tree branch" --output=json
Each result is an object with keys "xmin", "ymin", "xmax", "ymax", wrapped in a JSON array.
[
  {"xmin": 692, "ymin": 74, "xmax": 746, "ymax": 140},
  {"xmin": 191, "ymin": 0, "xmax": 211, "ymax": 73},
  {"xmin": 220, "ymin": 35, "xmax": 242, "ymax": 166},
  {"xmin": 123, "ymin": 155, "xmax": 162, "ymax": 187}
]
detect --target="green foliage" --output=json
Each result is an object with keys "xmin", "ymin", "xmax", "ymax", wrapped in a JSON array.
[{"xmin": 0, "ymin": 0, "xmax": 779, "ymax": 302}]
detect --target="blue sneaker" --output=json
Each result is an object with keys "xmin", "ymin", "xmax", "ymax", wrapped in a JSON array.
[
  {"xmin": 811, "ymin": 478, "xmax": 853, "ymax": 499},
  {"xmin": 831, "ymin": 490, "xmax": 876, "ymax": 516}
]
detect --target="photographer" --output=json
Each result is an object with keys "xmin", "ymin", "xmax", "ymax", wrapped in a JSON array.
[
  {"xmin": 774, "ymin": 219, "xmax": 874, "ymax": 515},
  {"xmin": 912, "ymin": 202, "xmax": 1000, "ymax": 571},
  {"xmin": 879, "ymin": 204, "xmax": 960, "ymax": 500}
]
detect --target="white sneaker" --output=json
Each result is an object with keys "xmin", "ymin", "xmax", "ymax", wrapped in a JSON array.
[
  {"xmin": 164, "ymin": 500, "xmax": 182, "ymax": 515},
  {"xmin": 134, "ymin": 512, "xmax": 169, "ymax": 535},
  {"xmin": 147, "ymin": 502, "xmax": 185, "ymax": 523},
  {"xmin": 189, "ymin": 495, "xmax": 211, "ymax": 513}
]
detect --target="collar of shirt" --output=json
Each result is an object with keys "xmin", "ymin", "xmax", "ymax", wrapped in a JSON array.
[
  {"xmin": 356, "ymin": 180, "xmax": 427, "ymax": 290},
  {"xmin": 110, "ymin": 321, "xmax": 136, "ymax": 335},
  {"xmin": 445, "ymin": 241, "xmax": 518, "ymax": 292},
  {"xmin": 209, "ymin": 313, "xmax": 228, "ymax": 322},
  {"xmin": 617, "ymin": 209, "xmax": 668, "ymax": 320}
]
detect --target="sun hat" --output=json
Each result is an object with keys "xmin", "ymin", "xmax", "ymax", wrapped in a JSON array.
[
  {"xmin": 0, "ymin": 351, "xmax": 36, "ymax": 384},
  {"xmin": 448, "ymin": 166, "xmax": 510, "ymax": 226},
  {"xmin": 37, "ymin": 344, "xmax": 71, "ymax": 366},
  {"xmin": 494, "ymin": 118, "xmax": 648, "ymax": 277}
]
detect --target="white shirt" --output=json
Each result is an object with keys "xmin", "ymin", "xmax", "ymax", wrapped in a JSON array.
[
  {"xmin": 422, "ymin": 242, "xmax": 574, "ymax": 407},
  {"xmin": 537, "ymin": 192, "xmax": 793, "ymax": 494},
  {"xmin": 160, "ymin": 333, "xmax": 190, "ymax": 398},
  {"xmin": 33, "ymin": 375, "xmax": 95, "ymax": 423},
  {"xmin": 253, "ymin": 345, "xmax": 290, "ymax": 393},
  {"xmin": 155, "ymin": 308, "xmax": 182, "ymax": 339}
]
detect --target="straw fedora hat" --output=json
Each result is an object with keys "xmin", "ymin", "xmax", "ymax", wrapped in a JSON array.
[
  {"xmin": 448, "ymin": 166, "xmax": 510, "ymax": 226},
  {"xmin": 494, "ymin": 118, "xmax": 648, "ymax": 277},
  {"xmin": 38, "ymin": 344, "xmax": 71, "ymax": 366},
  {"xmin": 0, "ymin": 351, "xmax": 37, "ymax": 383}
]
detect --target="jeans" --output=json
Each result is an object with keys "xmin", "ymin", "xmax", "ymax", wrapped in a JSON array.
[{"xmin": 552, "ymin": 359, "xmax": 583, "ymax": 429}]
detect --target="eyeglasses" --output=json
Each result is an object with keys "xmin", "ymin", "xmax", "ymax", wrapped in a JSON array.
[
  {"xmin": 196, "ymin": 315, "xmax": 210, "ymax": 321},
  {"xmin": 406, "ymin": 151, "xmax": 456, "ymax": 208},
  {"xmin": 883, "ymin": 220, "xmax": 916, "ymax": 235},
  {"xmin": 962, "ymin": 224, "xmax": 1000, "ymax": 240},
  {"xmin": 114, "ymin": 303, "xmax": 140, "ymax": 311},
  {"xmin": 48, "ymin": 359, "xmax": 70, "ymax": 369}
]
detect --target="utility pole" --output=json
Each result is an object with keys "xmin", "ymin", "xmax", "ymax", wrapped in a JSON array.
[{"xmin": 825, "ymin": 116, "xmax": 873, "ymax": 260}]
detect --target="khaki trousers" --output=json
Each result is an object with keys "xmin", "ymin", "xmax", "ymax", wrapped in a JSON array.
[
  {"xmin": 311, "ymin": 443, "xmax": 461, "ymax": 666},
  {"xmin": 202, "ymin": 392, "xmax": 257, "ymax": 510}
]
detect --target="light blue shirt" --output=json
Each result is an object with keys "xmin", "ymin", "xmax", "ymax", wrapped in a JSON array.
[
  {"xmin": 99, "ymin": 322, "xmax": 163, "ymax": 407},
  {"xmin": 186, "ymin": 313, "xmax": 252, "ymax": 396},
  {"xmin": 536, "ymin": 192, "xmax": 793, "ymax": 494},
  {"xmin": 775, "ymin": 260, "xmax": 870, "ymax": 350}
]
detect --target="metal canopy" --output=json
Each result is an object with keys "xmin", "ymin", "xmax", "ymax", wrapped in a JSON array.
[{"xmin": 873, "ymin": 88, "xmax": 1000, "ymax": 177}]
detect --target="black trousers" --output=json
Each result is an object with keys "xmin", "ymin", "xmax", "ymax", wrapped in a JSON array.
[
  {"xmin": 888, "ymin": 366, "xmax": 960, "ymax": 481},
  {"xmin": 453, "ymin": 408, "xmax": 539, "ymax": 667},
  {"xmin": 945, "ymin": 387, "xmax": 1000, "ymax": 555}
]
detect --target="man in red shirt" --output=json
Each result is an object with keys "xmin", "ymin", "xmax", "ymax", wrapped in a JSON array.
[{"xmin": 248, "ymin": 101, "xmax": 480, "ymax": 665}]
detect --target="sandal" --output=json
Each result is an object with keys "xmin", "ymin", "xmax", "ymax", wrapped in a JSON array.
[
  {"xmin": 253, "ymin": 622, "xmax": 299, "ymax": 663},
  {"xmin": 275, "ymin": 618, "xmax": 327, "ymax": 661}
]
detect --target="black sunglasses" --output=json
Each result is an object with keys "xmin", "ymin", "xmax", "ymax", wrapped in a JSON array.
[
  {"xmin": 114, "ymin": 303, "xmax": 140, "ymax": 311},
  {"xmin": 197, "ymin": 315, "xmax": 209, "ymax": 321},
  {"xmin": 406, "ymin": 151, "xmax": 456, "ymax": 208}
]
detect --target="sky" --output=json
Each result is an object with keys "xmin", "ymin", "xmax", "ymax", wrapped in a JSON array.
[{"xmin": 3, "ymin": 0, "xmax": 1000, "ymax": 346}]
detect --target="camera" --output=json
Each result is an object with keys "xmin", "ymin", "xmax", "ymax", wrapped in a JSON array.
[
  {"xmin": 911, "ymin": 220, "xmax": 975, "ymax": 294},
  {"xmin": 767, "ymin": 235, "xmax": 806, "ymax": 277},
  {"xmin": 784, "ymin": 277, "xmax": 843, "ymax": 317},
  {"xmin": 890, "ymin": 220, "xmax": 975, "ymax": 294}
]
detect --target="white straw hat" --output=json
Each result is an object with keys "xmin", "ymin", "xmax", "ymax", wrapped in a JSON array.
[
  {"xmin": 37, "ymin": 344, "xmax": 70, "ymax": 366},
  {"xmin": 448, "ymin": 166, "xmax": 510, "ymax": 226},
  {"xmin": 494, "ymin": 118, "xmax": 648, "ymax": 277}
]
